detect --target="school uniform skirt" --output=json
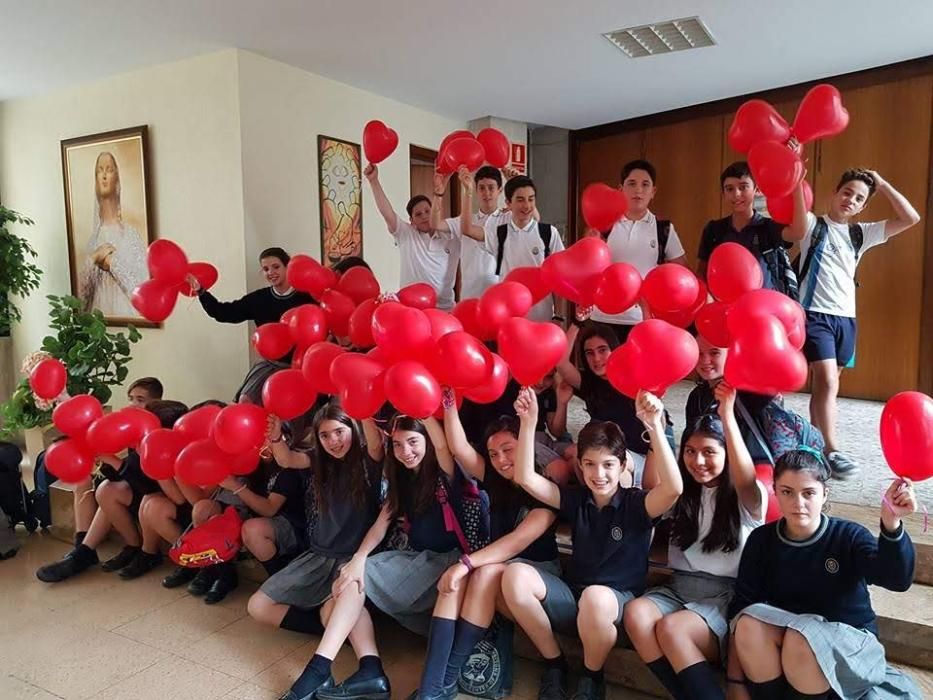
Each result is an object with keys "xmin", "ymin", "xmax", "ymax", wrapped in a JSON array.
[
  {"xmin": 260, "ymin": 548, "xmax": 347, "ymax": 609},
  {"xmin": 731, "ymin": 603, "xmax": 921, "ymax": 699},
  {"xmin": 644, "ymin": 571, "xmax": 733, "ymax": 658}
]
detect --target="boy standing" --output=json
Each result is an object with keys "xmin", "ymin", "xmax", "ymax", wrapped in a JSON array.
[{"xmin": 785, "ymin": 169, "xmax": 920, "ymax": 478}]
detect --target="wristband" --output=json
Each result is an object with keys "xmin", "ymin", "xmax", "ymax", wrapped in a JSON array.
[
  {"xmin": 270, "ymin": 434, "xmax": 284, "ymax": 443},
  {"xmin": 459, "ymin": 554, "xmax": 474, "ymax": 572},
  {"xmin": 233, "ymin": 485, "xmax": 246, "ymax": 495}
]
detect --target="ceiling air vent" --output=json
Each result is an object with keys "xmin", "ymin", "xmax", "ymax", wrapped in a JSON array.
[{"xmin": 604, "ymin": 16, "xmax": 715, "ymax": 58}]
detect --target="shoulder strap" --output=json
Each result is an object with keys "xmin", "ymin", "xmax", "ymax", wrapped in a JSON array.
[
  {"xmin": 797, "ymin": 217, "xmax": 828, "ymax": 285},
  {"xmin": 656, "ymin": 220, "xmax": 671, "ymax": 266},
  {"xmin": 848, "ymin": 223, "xmax": 864, "ymax": 259},
  {"xmin": 495, "ymin": 224, "xmax": 508, "ymax": 276},
  {"xmin": 735, "ymin": 396, "xmax": 775, "ymax": 466},
  {"xmin": 538, "ymin": 223, "xmax": 552, "ymax": 259},
  {"xmin": 435, "ymin": 475, "xmax": 472, "ymax": 553}
]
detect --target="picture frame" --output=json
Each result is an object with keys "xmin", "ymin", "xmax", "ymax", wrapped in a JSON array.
[{"xmin": 317, "ymin": 135, "xmax": 363, "ymax": 268}]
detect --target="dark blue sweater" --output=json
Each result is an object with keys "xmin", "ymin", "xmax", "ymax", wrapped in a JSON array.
[{"xmin": 729, "ymin": 515, "xmax": 914, "ymax": 635}]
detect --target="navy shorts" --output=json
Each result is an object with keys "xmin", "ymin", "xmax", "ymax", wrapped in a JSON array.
[{"xmin": 803, "ymin": 311, "xmax": 856, "ymax": 367}]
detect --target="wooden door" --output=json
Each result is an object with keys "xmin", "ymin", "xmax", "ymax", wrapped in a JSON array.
[{"xmin": 573, "ymin": 130, "xmax": 645, "ymax": 240}]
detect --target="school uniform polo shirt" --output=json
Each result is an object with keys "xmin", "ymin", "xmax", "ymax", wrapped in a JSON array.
[
  {"xmin": 309, "ymin": 457, "xmax": 383, "ymax": 558},
  {"xmin": 446, "ymin": 210, "xmax": 510, "ymax": 299},
  {"xmin": 482, "ymin": 216, "xmax": 565, "ymax": 321},
  {"xmin": 558, "ymin": 485, "xmax": 655, "ymax": 594},
  {"xmin": 390, "ymin": 220, "xmax": 461, "ymax": 310}
]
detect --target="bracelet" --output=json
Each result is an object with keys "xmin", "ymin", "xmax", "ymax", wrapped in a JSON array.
[
  {"xmin": 459, "ymin": 554, "xmax": 474, "ymax": 572},
  {"xmin": 233, "ymin": 485, "xmax": 247, "ymax": 495},
  {"xmin": 270, "ymin": 435, "xmax": 284, "ymax": 443}
]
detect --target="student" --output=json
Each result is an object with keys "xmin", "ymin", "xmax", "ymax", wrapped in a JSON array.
[
  {"xmin": 34, "ymin": 400, "xmax": 188, "ymax": 583},
  {"xmin": 503, "ymin": 389, "xmax": 682, "ymax": 700},
  {"xmin": 696, "ymin": 161, "xmax": 795, "ymax": 296},
  {"xmin": 460, "ymin": 174, "xmax": 564, "ymax": 321},
  {"xmin": 126, "ymin": 376, "xmax": 164, "ymax": 407},
  {"xmin": 729, "ymin": 449, "xmax": 920, "ymax": 699},
  {"xmin": 364, "ymin": 163, "xmax": 461, "ymax": 310},
  {"xmin": 785, "ymin": 169, "xmax": 921, "ymax": 479},
  {"xmin": 588, "ymin": 160, "xmax": 687, "ymax": 341},
  {"xmin": 624, "ymin": 383, "xmax": 766, "ymax": 699}
]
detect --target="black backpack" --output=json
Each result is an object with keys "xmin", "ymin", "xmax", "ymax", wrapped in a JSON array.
[
  {"xmin": 495, "ymin": 223, "xmax": 554, "ymax": 275},
  {"xmin": 0, "ymin": 441, "xmax": 38, "ymax": 532},
  {"xmin": 600, "ymin": 219, "xmax": 671, "ymax": 266},
  {"xmin": 794, "ymin": 217, "xmax": 865, "ymax": 289},
  {"xmin": 705, "ymin": 217, "xmax": 799, "ymax": 300}
]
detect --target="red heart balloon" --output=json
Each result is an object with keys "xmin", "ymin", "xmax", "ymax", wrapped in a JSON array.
[
  {"xmin": 434, "ymin": 331, "xmax": 493, "ymax": 389},
  {"xmin": 320, "ymin": 289, "xmax": 356, "ymax": 338},
  {"xmin": 212, "ymin": 403, "xmax": 269, "ymax": 455},
  {"xmin": 140, "ymin": 429, "xmax": 192, "ymax": 480},
  {"xmin": 348, "ymin": 298, "xmax": 378, "ymax": 349},
  {"xmin": 175, "ymin": 404, "xmax": 223, "ymax": 440},
  {"xmin": 252, "ymin": 322, "xmax": 294, "ymax": 361},
  {"xmin": 476, "ymin": 128, "xmax": 510, "ymax": 168},
  {"xmin": 85, "ymin": 410, "xmax": 140, "ymax": 455},
  {"xmin": 728, "ymin": 99, "xmax": 792, "ymax": 154},
  {"xmin": 423, "ymin": 308, "xmax": 464, "ymax": 342},
  {"xmin": 372, "ymin": 302, "xmax": 433, "ymax": 362},
  {"xmin": 121, "ymin": 406, "xmax": 162, "ymax": 448},
  {"xmin": 175, "ymin": 438, "xmax": 230, "ymax": 487},
  {"xmin": 45, "ymin": 438, "xmax": 95, "ymax": 483},
  {"xmin": 593, "ymin": 263, "xmax": 642, "ymax": 316},
  {"xmin": 463, "ymin": 353, "xmax": 511, "ymax": 404},
  {"xmin": 337, "ymin": 266, "xmax": 381, "ymax": 304},
  {"xmin": 651, "ymin": 279, "xmax": 708, "ymax": 329},
  {"xmin": 285, "ymin": 304, "xmax": 328, "ymax": 348},
  {"xmin": 477, "ymin": 282, "xmax": 533, "ymax": 332},
  {"xmin": 627, "ymin": 320, "xmax": 699, "ymax": 396},
  {"xmin": 755, "ymin": 465, "xmax": 782, "ymax": 523},
  {"xmin": 605, "ymin": 343, "xmax": 643, "ymax": 400},
  {"xmin": 748, "ymin": 141, "xmax": 805, "ymax": 199},
  {"xmin": 792, "ymin": 84, "xmax": 849, "ymax": 145},
  {"xmin": 230, "ymin": 449, "xmax": 262, "ymax": 477},
  {"xmin": 880, "ymin": 391, "xmax": 933, "ymax": 482},
  {"xmin": 330, "ymin": 353, "xmax": 386, "ymax": 419},
  {"xmin": 541, "ymin": 238, "xmax": 612, "ymax": 306},
  {"xmin": 724, "ymin": 315, "xmax": 807, "ymax": 395},
  {"xmin": 301, "ymin": 341, "xmax": 347, "ymax": 395},
  {"xmin": 581, "ymin": 183, "xmax": 628, "ymax": 232},
  {"xmin": 362, "ymin": 120, "xmax": 399, "ymax": 164},
  {"xmin": 439, "ymin": 130, "xmax": 475, "ymax": 156},
  {"xmin": 53, "ymin": 394, "xmax": 104, "ymax": 437},
  {"xmin": 29, "ymin": 358, "xmax": 67, "ymax": 399},
  {"xmin": 728, "ymin": 289, "xmax": 806, "ymax": 351},
  {"xmin": 504, "ymin": 267, "xmax": 550, "ymax": 304},
  {"xmin": 179, "ymin": 261, "xmax": 219, "ymax": 297},
  {"xmin": 766, "ymin": 180, "xmax": 813, "ymax": 225},
  {"xmin": 642, "ymin": 264, "xmax": 700, "ymax": 314},
  {"xmin": 695, "ymin": 301, "xmax": 733, "ymax": 348},
  {"xmin": 147, "ymin": 239, "xmax": 189, "ymax": 285},
  {"xmin": 132, "ymin": 279, "xmax": 178, "ymax": 322},
  {"xmin": 707, "ymin": 242, "xmax": 763, "ymax": 303},
  {"xmin": 262, "ymin": 369, "xmax": 317, "ymax": 420},
  {"xmin": 398, "ymin": 283, "xmax": 437, "ymax": 309},
  {"xmin": 497, "ymin": 318, "xmax": 568, "ymax": 386},
  {"xmin": 443, "ymin": 137, "xmax": 486, "ymax": 173},
  {"xmin": 451, "ymin": 299, "xmax": 496, "ymax": 341},
  {"xmin": 384, "ymin": 361, "xmax": 442, "ymax": 419},
  {"xmin": 287, "ymin": 254, "xmax": 337, "ymax": 298}
]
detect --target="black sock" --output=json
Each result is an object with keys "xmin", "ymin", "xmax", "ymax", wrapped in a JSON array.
[
  {"xmin": 261, "ymin": 554, "xmax": 289, "ymax": 577},
  {"xmin": 747, "ymin": 676, "xmax": 788, "ymax": 700},
  {"xmin": 280, "ymin": 606, "xmax": 325, "ymax": 635},
  {"xmin": 544, "ymin": 654, "xmax": 568, "ymax": 673},
  {"xmin": 647, "ymin": 658, "xmax": 686, "ymax": 699},
  {"xmin": 443, "ymin": 619, "xmax": 488, "ymax": 686},
  {"xmin": 584, "ymin": 666, "xmax": 604, "ymax": 685},
  {"xmin": 343, "ymin": 655, "xmax": 385, "ymax": 683},
  {"xmin": 677, "ymin": 661, "xmax": 723, "ymax": 700},
  {"xmin": 419, "ymin": 617, "xmax": 457, "ymax": 696},
  {"xmin": 786, "ymin": 687, "xmax": 830, "ymax": 700},
  {"xmin": 74, "ymin": 531, "xmax": 86, "ymax": 546},
  {"xmin": 291, "ymin": 653, "xmax": 333, "ymax": 696}
]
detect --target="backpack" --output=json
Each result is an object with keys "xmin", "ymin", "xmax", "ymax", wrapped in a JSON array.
[
  {"xmin": 495, "ymin": 223, "xmax": 553, "ymax": 276},
  {"xmin": 435, "ymin": 471, "xmax": 490, "ymax": 553},
  {"xmin": 706, "ymin": 218, "xmax": 799, "ymax": 300},
  {"xmin": 794, "ymin": 217, "xmax": 865, "ymax": 290},
  {"xmin": 169, "ymin": 506, "xmax": 243, "ymax": 567},
  {"xmin": 458, "ymin": 616, "xmax": 515, "ymax": 699},
  {"xmin": 600, "ymin": 219, "xmax": 671, "ymax": 266},
  {"xmin": 0, "ymin": 442, "xmax": 38, "ymax": 532},
  {"xmin": 735, "ymin": 397, "xmax": 826, "ymax": 466}
]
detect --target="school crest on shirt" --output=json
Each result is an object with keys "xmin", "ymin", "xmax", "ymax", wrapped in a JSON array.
[
  {"xmin": 611, "ymin": 526, "xmax": 624, "ymax": 541},
  {"xmin": 532, "ymin": 246, "xmax": 540, "ymax": 255},
  {"xmin": 649, "ymin": 239, "xmax": 657, "ymax": 249},
  {"xmin": 824, "ymin": 557, "xmax": 840, "ymax": 574}
]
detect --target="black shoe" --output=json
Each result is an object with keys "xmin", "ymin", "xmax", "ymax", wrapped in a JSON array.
[
  {"xmin": 36, "ymin": 545, "xmax": 99, "ymax": 583},
  {"xmin": 569, "ymin": 677, "xmax": 605, "ymax": 700},
  {"xmin": 204, "ymin": 567, "xmax": 238, "ymax": 604},
  {"xmin": 187, "ymin": 566, "xmax": 219, "ymax": 596},
  {"xmin": 101, "ymin": 546, "xmax": 140, "ymax": 572},
  {"xmin": 278, "ymin": 676, "xmax": 335, "ymax": 700},
  {"xmin": 118, "ymin": 551, "xmax": 163, "ymax": 580},
  {"xmin": 539, "ymin": 667, "xmax": 568, "ymax": 700},
  {"xmin": 316, "ymin": 674, "xmax": 391, "ymax": 700},
  {"xmin": 827, "ymin": 452, "xmax": 860, "ymax": 481},
  {"xmin": 162, "ymin": 565, "xmax": 198, "ymax": 588}
]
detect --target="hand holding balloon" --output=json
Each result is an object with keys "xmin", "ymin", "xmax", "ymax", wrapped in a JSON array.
[
  {"xmin": 881, "ymin": 479, "xmax": 917, "ymax": 533},
  {"xmin": 635, "ymin": 390, "xmax": 664, "ymax": 432}
]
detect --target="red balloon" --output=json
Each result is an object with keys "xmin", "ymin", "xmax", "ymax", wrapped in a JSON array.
[
  {"xmin": 212, "ymin": 403, "xmax": 268, "ymax": 454},
  {"xmin": 29, "ymin": 358, "xmax": 67, "ymax": 399},
  {"xmin": 398, "ymin": 283, "xmax": 437, "ymax": 310},
  {"xmin": 140, "ymin": 429, "xmax": 191, "ymax": 480},
  {"xmin": 435, "ymin": 331, "xmax": 493, "ymax": 389},
  {"xmin": 179, "ymin": 261, "xmax": 219, "ymax": 297},
  {"xmin": 320, "ymin": 289, "xmax": 356, "ymax": 338},
  {"xmin": 263, "ymin": 369, "xmax": 317, "ymax": 420},
  {"xmin": 497, "ymin": 318, "xmax": 568, "ymax": 386},
  {"xmin": 175, "ymin": 404, "xmax": 223, "ymax": 440},
  {"xmin": 147, "ymin": 239, "xmax": 189, "ymax": 285},
  {"xmin": 695, "ymin": 301, "xmax": 733, "ymax": 348},
  {"xmin": 131, "ymin": 279, "xmax": 178, "ymax": 323},
  {"xmin": 176, "ymin": 438, "xmax": 230, "ymax": 487},
  {"xmin": 748, "ymin": 141, "xmax": 805, "ymax": 199},
  {"xmin": 651, "ymin": 279, "xmax": 708, "ymax": 329},
  {"xmin": 642, "ymin": 264, "xmax": 700, "ymax": 314},
  {"xmin": 439, "ymin": 129, "xmax": 475, "ymax": 155},
  {"xmin": 880, "ymin": 391, "xmax": 933, "ymax": 482},
  {"xmin": 605, "ymin": 342, "xmax": 643, "ymax": 399},
  {"xmin": 384, "ymin": 361, "xmax": 442, "ymax": 419},
  {"xmin": 443, "ymin": 137, "xmax": 486, "ymax": 173},
  {"xmin": 301, "ymin": 342, "xmax": 347, "ymax": 395},
  {"xmin": 337, "ymin": 266, "xmax": 381, "ymax": 304},
  {"xmin": 707, "ymin": 242, "xmax": 763, "ymax": 303},
  {"xmin": 252, "ymin": 322, "xmax": 294, "ymax": 361},
  {"xmin": 463, "ymin": 353, "xmax": 511, "ymax": 404},
  {"xmin": 792, "ymin": 84, "xmax": 849, "ymax": 145},
  {"xmin": 627, "ymin": 320, "xmax": 699, "ymax": 396},
  {"xmin": 287, "ymin": 254, "xmax": 338, "ymax": 298},
  {"xmin": 372, "ymin": 302, "xmax": 433, "ymax": 362},
  {"xmin": 45, "ymin": 438, "xmax": 95, "ymax": 483},
  {"xmin": 291, "ymin": 346, "xmax": 308, "ymax": 370},
  {"xmin": 477, "ymin": 282, "xmax": 533, "ymax": 332},
  {"xmin": 362, "ymin": 120, "xmax": 399, "ymax": 164},
  {"xmin": 766, "ymin": 180, "xmax": 814, "ymax": 225},
  {"xmin": 330, "ymin": 353, "xmax": 386, "ymax": 419},
  {"xmin": 284, "ymin": 304, "xmax": 328, "ymax": 348},
  {"xmin": 504, "ymin": 267, "xmax": 550, "ymax": 304},
  {"xmin": 476, "ymin": 128, "xmax": 510, "ymax": 168},
  {"xmin": 581, "ymin": 183, "xmax": 628, "ymax": 232},
  {"xmin": 230, "ymin": 449, "xmax": 262, "ymax": 476},
  {"xmin": 452, "ymin": 298, "xmax": 496, "ymax": 341},
  {"xmin": 423, "ymin": 308, "xmax": 464, "ymax": 342},
  {"xmin": 728, "ymin": 100, "xmax": 792, "ymax": 154},
  {"xmin": 435, "ymin": 152, "xmax": 455, "ymax": 176},
  {"xmin": 728, "ymin": 289, "xmax": 806, "ymax": 351},
  {"xmin": 541, "ymin": 238, "xmax": 612, "ymax": 306},
  {"xmin": 348, "ymin": 298, "xmax": 378, "ymax": 348},
  {"xmin": 121, "ymin": 406, "xmax": 162, "ymax": 447},
  {"xmin": 85, "ymin": 411, "xmax": 138, "ymax": 454},
  {"xmin": 724, "ymin": 315, "xmax": 807, "ymax": 395},
  {"xmin": 53, "ymin": 394, "xmax": 104, "ymax": 437},
  {"xmin": 593, "ymin": 263, "xmax": 642, "ymax": 315},
  {"xmin": 755, "ymin": 464, "xmax": 782, "ymax": 523}
]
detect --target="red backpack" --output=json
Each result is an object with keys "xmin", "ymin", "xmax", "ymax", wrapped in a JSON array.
[{"xmin": 169, "ymin": 506, "xmax": 243, "ymax": 567}]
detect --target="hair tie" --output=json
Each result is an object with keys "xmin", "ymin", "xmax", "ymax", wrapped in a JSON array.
[{"xmin": 795, "ymin": 445, "xmax": 824, "ymax": 460}]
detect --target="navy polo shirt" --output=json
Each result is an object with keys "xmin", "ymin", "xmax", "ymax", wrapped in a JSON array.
[
  {"xmin": 406, "ymin": 468, "xmax": 469, "ymax": 554},
  {"xmin": 558, "ymin": 485, "xmax": 655, "ymax": 594},
  {"xmin": 481, "ymin": 468, "xmax": 558, "ymax": 563},
  {"xmin": 309, "ymin": 456, "xmax": 383, "ymax": 558},
  {"xmin": 698, "ymin": 214, "xmax": 790, "ymax": 290}
]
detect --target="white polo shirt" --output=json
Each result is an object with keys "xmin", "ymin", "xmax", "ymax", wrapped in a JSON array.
[
  {"xmin": 390, "ymin": 220, "xmax": 461, "ymax": 310},
  {"xmin": 590, "ymin": 210, "xmax": 686, "ymax": 326},
  {"xmin": 482, "ymin": 215, "xmax": 565, "ymax": 321},
  {"xmin": 446, "ymin": 210, "xmax": 509, "ymax": 299}
]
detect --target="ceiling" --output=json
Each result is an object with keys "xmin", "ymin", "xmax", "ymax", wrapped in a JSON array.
[{"xmin": 3, "ymin": 0, "xmax": 932, "ymax": 129}]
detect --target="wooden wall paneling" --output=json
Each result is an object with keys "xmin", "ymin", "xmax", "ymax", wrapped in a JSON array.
[
  {"xmin": 813, "ymin": 76, "xmax": 933, "ymax": 400},
  {"xmin": 921, "ymin": 86, "xmax": 933, "ymax": 396}
]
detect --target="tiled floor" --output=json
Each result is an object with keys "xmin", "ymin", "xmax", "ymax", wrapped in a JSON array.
[{"xmin": 0, "ymin": 533, "xmax": 653, "ymax": 700}]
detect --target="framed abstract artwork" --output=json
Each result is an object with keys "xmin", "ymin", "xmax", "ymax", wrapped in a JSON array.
[{"xmin": 317, "ymin": 135, "xmax": 363, "ymax": 267}]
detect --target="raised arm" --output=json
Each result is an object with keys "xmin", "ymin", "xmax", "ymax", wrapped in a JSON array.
[
  {"xmin": 459, "ymin": 170, "xmax": 486, "ymax": 242},
  {"xmin": 783, "ymin": 179, "xmax": 811, "ymax": 242},
  {"xmin": 513, "ymin": 388, "xmax": 561, "ymax": 509},
  {"xmin": 639, "ymin": 391, "xmax": 684, "ymax": 519},
  {"xmin": 850, "ymin": 479, "xmax": 917, "ymax": 592},
  {"xmin": 555, "ymin": 324, "xmax": 582, "ymax": 389},
  {"xmin": 364, "ymin": 164, "xmax": 399, "ymax": 233},
  {"xmin": 194, "ymin": 285, "xmax": 255, "ymax": 324},
  {"xmin": 267, "ymin": 415, "xmax": 312, "ymax": 469},
  {"xmin": 548, "ymin": 375, "xmax": 573, "ymax": 438},
  {"xmin": 361, "ymin": 418, "xmax": 385, "ymax": 463},
  {"xmin": 866, "ymin": 170, "xmax": 922, "ymax": 238},
  {"xmin": 430, "ymin": 171, "xmax": 453, "ymax": 233},
  {"xmin": 424, "ymin": 416, "xmax": 456, "ymax": 478},
  {"xmin": 442, "ymin": 388, "xmax": 485, "ymax": 481},
  {"xmin": 716, "ymin": 383, "xmax": 762, "ymax": 519}
]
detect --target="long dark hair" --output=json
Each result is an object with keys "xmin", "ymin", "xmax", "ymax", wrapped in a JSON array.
[
  {"xmin": 481, "ymin": 415, "xmax": 527, "ymax": 510},
  {"xmin": 670, "ymin": 414, "xmax": 741, "ymax": 553},
  {"xmin": 385, "ymin": 416, "xmax": 441, "ymax": 518},
  {"xmin": 309, "ymin": 403, "xmax": 370, "ymax": 516},
  {"xmin": 576, "ymin": 322, "xmax": 620, "ymax": 385}
]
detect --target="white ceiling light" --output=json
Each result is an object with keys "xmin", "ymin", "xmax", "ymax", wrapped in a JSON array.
[{"xmin": 604, "ymin": 16, "xmax": 716, "ymax": 58}]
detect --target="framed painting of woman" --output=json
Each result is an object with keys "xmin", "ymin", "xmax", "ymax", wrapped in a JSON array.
[
  {"xmin": 317, "ymin": 135, "xmax": 363, "ymax": 268},
  {"xmin": 61, "ymin": 125, "xmax": 155, "ymax": 326}
]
